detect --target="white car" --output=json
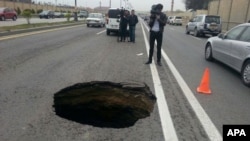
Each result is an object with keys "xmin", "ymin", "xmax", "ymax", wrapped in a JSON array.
[
  {"xmin": 106, "ymin": 8, "xmax": 121, "ymax": 35},
  {"xmin": 170, "ymin": 16, "xmax": 182, "ymax": 26},
  {"xmin": 86, "ymin": 13, "xmax": 105, "ymax": 27}
]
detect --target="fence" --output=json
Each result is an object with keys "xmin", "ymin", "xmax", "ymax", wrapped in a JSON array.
[{"xmin": 208, "ymin": 0, "xmax": 250, "ymax": 31}]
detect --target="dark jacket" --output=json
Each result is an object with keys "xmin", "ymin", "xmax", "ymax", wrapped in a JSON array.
[
  {"xmin": 149, "ymin": 12, "xmax": 167, "ymax": 33},
  {"xmin": 120, "ymin": 15, "xmax": 128, "ymax": 28},
  {"xmin": 128, "ymin": 14, "xmax": 138, "ymax": 26}
]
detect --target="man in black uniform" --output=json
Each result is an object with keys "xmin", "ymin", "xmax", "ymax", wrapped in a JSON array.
[{"xmin": 145, "ymin": 4, "xmax": 167, "ymax": 66}]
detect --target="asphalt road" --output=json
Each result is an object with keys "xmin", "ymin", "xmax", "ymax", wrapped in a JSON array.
[
  {"xmin": 0, "ymin": 19, "xmax": 249, "ymax": 141},
  {"xmin": 0, "ymin": 17, "xmax": 85, "ymax": 27}
]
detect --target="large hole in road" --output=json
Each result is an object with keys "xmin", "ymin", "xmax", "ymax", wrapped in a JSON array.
[{"xmin": 53, "ymin": 81, "xmax": 156, "ymax": 128}]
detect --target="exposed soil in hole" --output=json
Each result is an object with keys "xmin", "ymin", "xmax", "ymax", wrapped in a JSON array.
[{"xmin": 53, "ymin": 81, "xmax": 156, "ymax": 128}]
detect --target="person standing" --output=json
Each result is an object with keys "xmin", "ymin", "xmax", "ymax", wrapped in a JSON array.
[
  {"xmin": 119, "ymin": 10, "xmax": 129, "ymax": 42},
  {"xmin": 128, "ymin": 9, "xmax": 138, "ymax": 43},
  {"xmin": 145, "ymin": 4, "xmax": 167, "ymax": 66}
]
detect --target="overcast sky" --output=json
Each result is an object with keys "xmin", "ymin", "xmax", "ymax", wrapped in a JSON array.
[{"xmin": 39, "ymin": 0, "xmax": 186, "ymax": 11}]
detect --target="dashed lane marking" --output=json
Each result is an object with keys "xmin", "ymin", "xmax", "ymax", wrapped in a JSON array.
[{"xmin": 96, "ymin": 30, "xmax": 106, "ymax": 35}]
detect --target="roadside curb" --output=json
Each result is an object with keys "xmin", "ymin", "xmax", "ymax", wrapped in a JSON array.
[{"xmin": 0, "ymin": 21, "xmax": 85, "ymax": 36}]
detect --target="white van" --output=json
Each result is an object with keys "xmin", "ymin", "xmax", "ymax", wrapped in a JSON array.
[{"xmin": 106, "ymin": 8, "xmax": 121, "ymax": 35}]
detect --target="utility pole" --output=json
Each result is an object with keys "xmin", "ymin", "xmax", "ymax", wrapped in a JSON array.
[
  {"xmin": 74, "ymin": 0, "xmax": 78, "ymax": 21},
  {"xmin": 109, "ymin": 0, "xmax": 111, "ymax": 8},
  {"xmin": 171, "ymin": 0, "xmax": 174, "ymax": 15}
]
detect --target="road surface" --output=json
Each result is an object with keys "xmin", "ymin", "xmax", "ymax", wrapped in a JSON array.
[{"xmin": 0, "ymin": 19, "xmax": 249, "ymax": 141}]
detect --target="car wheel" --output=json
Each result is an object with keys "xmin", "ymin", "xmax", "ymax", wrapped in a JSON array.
[
  {"xmin": 205, "ymin": 43, "xmax": 213, "ymax": 61},
  {"xmin": 1, "ymin": 16, "xmax": 5, "ymax": 21},
  {"xmin": 106, "ymin": 30, "xmax": 110, "ymax": 35},
  {"xmin": 12, "ymin": 16, "xmax": 17, "ymax": 21},
  {"xmin": 186, "ymin": 27, "xmax": 190, "ymax": 34},
  {"xmin": 87, "ymin": 24, "xmax": 89, "ymax": 27},
  {"xmin": 194, "ymin": 28, "xmax": 199, "ymax": 37},
  {"xmin": 241, "ymin": 60, "xmax": 250, "ymax": 87}
]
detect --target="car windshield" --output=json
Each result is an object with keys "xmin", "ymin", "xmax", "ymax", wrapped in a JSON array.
[
  {"xmin": 205, "ymin": 16, "xmax": 220, "ymax": 24},
  {"xmin": 88, "ymin": 13, "xmax": 102, "ymax": 18},
  {"xmin": 108, "ymin": 9, "xmax": 120, "ymax": 18}
]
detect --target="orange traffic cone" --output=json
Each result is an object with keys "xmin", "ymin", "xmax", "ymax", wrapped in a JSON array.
[{"xmin": 197, "ymin": 68, "xmax": 211, "ymax": 94}]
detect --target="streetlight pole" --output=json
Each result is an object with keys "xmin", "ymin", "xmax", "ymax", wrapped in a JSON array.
[{"xmin": 74, "ymin": 0, "xmax": 78, "ymax": 21}]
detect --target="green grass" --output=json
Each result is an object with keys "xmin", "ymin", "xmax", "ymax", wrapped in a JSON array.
[{"xmin": 0, "ymin": 20, "xmax": 85, "ymax": 32}]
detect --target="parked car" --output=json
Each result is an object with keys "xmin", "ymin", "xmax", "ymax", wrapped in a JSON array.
[
  {"xmin": 167, "ymin": 16, "xmax": 173, "ymax": 24},
  {"xmin": 204, "ymin": 23, "xmax": 250, "ymax": 87},
  {"xmin": 86, "ymin": 13, "xmax": 105, "ymax": 27},
  {"xmin": 106, "ymin": 8, "xmax": 129, "ymax": 35},
  {"xmin": 106, "ymin": 8, "xmax": 120, "ymax": 35},
  {"xmin": 54, "ymin": 12, "xmax": 64, "ymax": 18},
  {"xmin": 170, "ymin": 16, "xmax": 182, "ymax": 25},
  {"xmin": 0, "ymin": 7, "xmax": 17, "ymax": 21},
  {"xmin": 186, "ymin": 14, "xmax": 222, "ymax": 37},
  {"xmin": 39, "ymin": 10, "xmax": 55, "ymax": 19},
  {"xmin": 78, "ymin": 10, "xmax": 88, "ymax": 18}
]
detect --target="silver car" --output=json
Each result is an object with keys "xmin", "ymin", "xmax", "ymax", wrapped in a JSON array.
[
  {"xmin": 186, "ymin": 15, "xmax": 222, "ymax": 37},
  {"xmin": 205, "ymin": 23, "xmax": 250, "ymax": 87}
]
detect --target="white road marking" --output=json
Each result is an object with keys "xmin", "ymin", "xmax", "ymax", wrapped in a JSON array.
[
  {"xmin": 0, "ymin": 25, "xmax": 84, "ymax": 41},
  {"xmin": 140, "ymin": 22, "xmax": 179, "ymax": 141},
  {"xmin": 142, "ymin": 20, "xmax": 222, "ymax": 141},
  {"xmin": 96, "ymin": 30, "xmax": 106, "ymax": 35},
  {"xmin": 136, "ymin": 53, "xmax": 143, "ymax": 56}
]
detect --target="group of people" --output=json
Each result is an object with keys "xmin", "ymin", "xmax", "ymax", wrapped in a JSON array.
[
  {"xmin": 119, "ymin": 3, "xmax": 167, "ymax": 66},
  {"xmin": 119, "ymin": 9, "xmax": 138, "ymax": 43}
]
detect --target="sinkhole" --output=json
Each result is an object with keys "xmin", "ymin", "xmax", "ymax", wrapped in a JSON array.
[{"xmin": 53, "ymin": 81, "xmax": 156, "ymax": 128}]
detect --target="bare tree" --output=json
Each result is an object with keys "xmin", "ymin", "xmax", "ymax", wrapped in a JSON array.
[{"xmin": 183, "ymin": 0, "xmax": 211, "ymax": 10}]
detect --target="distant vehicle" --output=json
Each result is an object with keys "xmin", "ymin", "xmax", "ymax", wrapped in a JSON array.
[
  {"xmin": 86, "ymin": 13, "xmax": 105, "ymax": 27},
  {"xmin": 54, "ymin": 12, "xmax": 64, "ymax": 18},
  {"xmin": 170, "ymin": 16, "xmax": 182, "ymax": 26},
  {"xmin": 205, "ymin": 23, "xmax": 250, "ymax": 87},
  {"xmin": 144, "ymin": 16, "xmax": 150, "ymax": 24},
  {"xmin": 167, "ymin": 16, "xmax": 174, "ymax": 25},
  {"xmin": 0, "ymin": 7, "xmax": 17, "ymax": 21},
  {"xmin": 39, "ymin": 10, "xmax": 55, "ymax": 19},
  {"xmin": 186, "ymin": 14, "xmax": 222, "ymax": 37},
  {"xmin": 78, "ymin": 10, "xmax": 88, "ymax": 18},
  {"xmin": 167, "ymin": 16, "xmax": 173, "ymax": 24}
]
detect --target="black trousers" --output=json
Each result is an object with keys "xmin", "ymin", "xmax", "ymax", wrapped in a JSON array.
[
  {"xmin": 120, "ymin": 26, "xmax": 127, "ymax": 41},
  {"xmin": 148, "ymin": 31, "xmax": 163, "ymax": 62}
]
